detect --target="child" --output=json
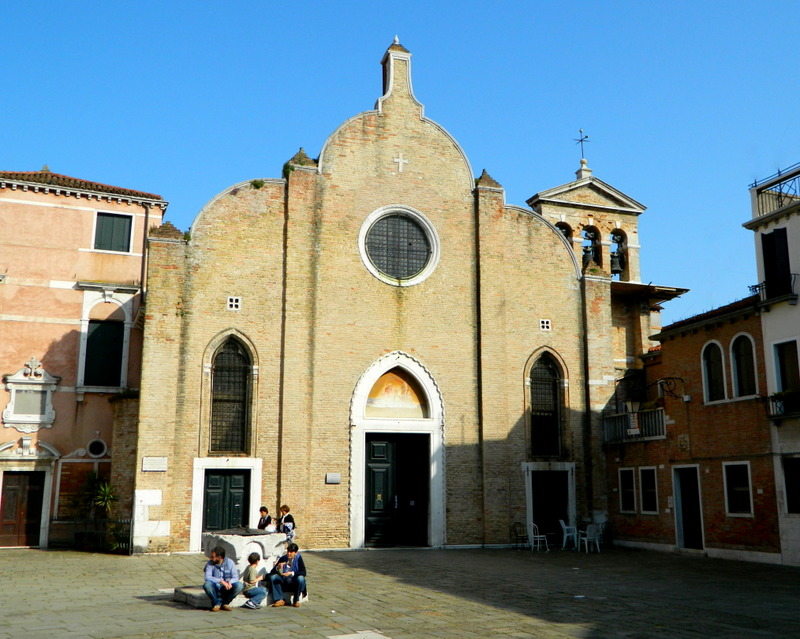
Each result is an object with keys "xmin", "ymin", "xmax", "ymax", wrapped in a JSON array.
[
  {"xmin": 241, "ymin": 552, "xmax": 267, "ymax": 609},
  {"xmin": 278, "ymin": 504, "xmax": 296, "ymax": 540},
  {"xmin": 257, "ymin": 506, "xmax": 272, "ymax": 530}
]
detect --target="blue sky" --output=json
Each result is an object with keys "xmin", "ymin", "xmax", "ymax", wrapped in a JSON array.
[{"xmin": 4, "ymin": 1, "xmax": 799, "ymax": 324}]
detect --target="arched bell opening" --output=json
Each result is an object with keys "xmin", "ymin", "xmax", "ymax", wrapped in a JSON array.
[
  {"xmin": 610, "ymin": 229, "xmax": 628, "ymax": 280},
  {"xmin": 581, "ymin": 225, "xmax": 602, "ymax": 270}
]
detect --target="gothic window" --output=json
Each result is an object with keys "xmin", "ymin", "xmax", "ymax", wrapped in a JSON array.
[
  {"xmin": 84, "ymin": 320, "xmax": 124, "ymax": 387},
  {"xmin": 210, "ymin": 339, "xmax": 251, "ymax": 454},
  {"xmin": 581, "ymin": 226, "xmax": 602, "ymax": 269},
  {"xmin": 731, "ymin": 335, "xmax": 757, "ymax": 397},
  {"xmin": 529, "ymin": 354, "xmax": 562, "ymax": 457},
  {"xmin": 702, "ymin": 342, "xmax": 725, "ymax": 402}
]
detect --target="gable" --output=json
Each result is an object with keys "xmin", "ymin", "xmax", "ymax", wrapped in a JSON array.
[{"xmin": 529, "ymin": 177, "xmax": 645, "ymax": 215}]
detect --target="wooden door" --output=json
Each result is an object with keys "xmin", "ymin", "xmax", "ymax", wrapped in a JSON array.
[
  {"xmin": 0, "ymin": 471, "xmax": 45, "ymax": 547},
  {"xmin": 203, "ymin": 470, "xmax": 249, "ymax": 531}
]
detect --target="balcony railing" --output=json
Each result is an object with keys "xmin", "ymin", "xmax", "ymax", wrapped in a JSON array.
[
  {"xmin": 764, "ymin": 392, "xmax": 800, "ymax": 422},
  {"xmin": 752, "ymin": 162, "xmax": 800, "ymax": 218},
  {"xmin": 604, "ymin": 408, "xmax": 666, "ymax": 444},
  {"xmin": 748, "ymin": 274, "xmax": 798, "ymax": 305}
]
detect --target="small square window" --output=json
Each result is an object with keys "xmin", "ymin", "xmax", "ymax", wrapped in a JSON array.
[
  {"xmin": 227, "ymin": 297, "xmax": 241, "ymax": 311},
  {"xmin": 539, "ymin": 319, "xmax": 551, "ymax": 331},
  {"xmin": 95, "ymin": 212, "xmax": 132, "ymax": 252}
]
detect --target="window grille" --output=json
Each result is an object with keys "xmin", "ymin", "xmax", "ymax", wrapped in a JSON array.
[
  {"xmin": 530, "ymin": 355, "xmax": 561, "ymax": 456},
  {"xmin": 210, "ymin": 340, "xmax": 250, "ymax": 453},
  {"xmin": 365, "ymin": 214, "xmax": 430, "ymax": 280}
]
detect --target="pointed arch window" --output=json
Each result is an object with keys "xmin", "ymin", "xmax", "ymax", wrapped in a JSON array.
[
  {"xmin": 210, "ymin": 339, "xmax": 251, "ymax": 454},
  {"xmin": 732, "ymin": 335, "xmax": 757, "ymax": 397},
  {"xmin": 529, "ymin": 355, "xmax": 562, "ymax": 456},
  {"xmin": 702, "ymin": 342, "xmax": 725, "ymax": 402}
]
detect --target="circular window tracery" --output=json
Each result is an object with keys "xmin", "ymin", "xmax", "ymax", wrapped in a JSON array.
[{"xmin": 358, "ymin": 205, "xmax": 440, "ymax": 286}]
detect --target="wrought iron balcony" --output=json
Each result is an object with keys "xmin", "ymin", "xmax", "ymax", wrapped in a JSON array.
[
  {"xmin": 603, "ymin": 408, "xmax": 666, "ymax": 444},
  {"xmin": 752, "ymin": 162, "xmax": 800, "ymax": 218},
  {"xmin": 748, "ymin": 274, "xmax": 798, "ymax": 305},
  {"xmin": 764, "ymin": 392, "xmax": 800, "ymax": 422}
]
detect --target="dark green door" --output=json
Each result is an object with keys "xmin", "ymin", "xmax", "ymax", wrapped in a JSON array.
[
  {"xmin": 365, "ymin": 434, "xmax": 429, "ymax": 547},
  {"xmin": 0, "ymin": 471, "xmax": 45, "ymax": 547},
  {"xmin": 203, "ymin": 470, "xmax": 249, "ymax": 531}
]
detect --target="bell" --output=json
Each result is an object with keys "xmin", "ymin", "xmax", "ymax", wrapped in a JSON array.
[
  {"xmin": 582, "ymin": 246, "xmax": 592, "ymax": 269},
  {"xmin": 610, "ymin": 253, "xmax": 623, "ymax": 275}
]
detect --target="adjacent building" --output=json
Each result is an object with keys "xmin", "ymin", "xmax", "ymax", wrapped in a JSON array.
[
  {"xmin": 605, "ymin": 295, "xmax": 782, "ymax": 563},
  {"xmin": 0, "ymin": 168, "xmax": 165, "ymax": 547},
  {"xmin": 746, "ymin": 164, "xmax": 800, "ymax": 564}
]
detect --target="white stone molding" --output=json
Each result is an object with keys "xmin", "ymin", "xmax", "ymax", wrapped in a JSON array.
[
  {"xmin": 76, "ymin": 289, "xmax": 135, "ymax": 390},
  {"xmin": 2, "ymin": 357, "xmax": 61, "ymax": 432},
  {"xmin": 349, "ymin": 351, "xmax": 445, "ymax": 548}
]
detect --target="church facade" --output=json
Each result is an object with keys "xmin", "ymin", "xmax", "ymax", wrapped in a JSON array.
[{"xmin": 130, "ymin": 41, "xmax": 682, "ymax": 552}]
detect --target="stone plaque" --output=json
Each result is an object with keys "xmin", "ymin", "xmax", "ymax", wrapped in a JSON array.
[{"xmin": 142, "ymin": 456, "xmax": 168, "ymax": 472}]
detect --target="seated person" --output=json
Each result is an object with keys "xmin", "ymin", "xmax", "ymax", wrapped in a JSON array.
[
  {"xmin": 277, "ymin": 504, "xmax": 296, "ymax": 540},
  {"xmin": 203, "ymin": 545, "xmax": 243, "ymax": 611},
  {"xmin": 241, "ymin": 551, "xmax": 267, "ymax": 609},
  {"xmin": 257, "ymin": 506, "xmax": 273, "ymax": 531},
  {"xmin": 269, "ymin": 542, "xmax": 307, "ymax": 607}
]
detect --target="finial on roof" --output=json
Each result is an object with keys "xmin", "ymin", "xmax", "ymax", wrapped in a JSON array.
[
  {"xmin": 388, "ymin": 36, "xmax": 409, "ymax": 53},
  {"xmin": 576, "ymin": 157, "xmax": 593, "ymax": 180},
  {"xmin": 41, "ymin": 164, "xmax": 50, "ymax": 173}
]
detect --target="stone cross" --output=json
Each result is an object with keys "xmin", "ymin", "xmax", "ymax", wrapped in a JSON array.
[{"xmin": 393, "ymin": 153, "xmax": 409, "ymax": 173}]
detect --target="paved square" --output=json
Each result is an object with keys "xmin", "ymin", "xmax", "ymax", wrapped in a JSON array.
[{"xmin": 1, "ymin": 547, "xmax": 798, "ymax": 638}]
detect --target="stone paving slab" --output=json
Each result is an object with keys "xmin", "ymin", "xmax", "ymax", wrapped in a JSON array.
[{"xmin": 1, "ymin": 546, "xmax": 799, "ymax": 638}]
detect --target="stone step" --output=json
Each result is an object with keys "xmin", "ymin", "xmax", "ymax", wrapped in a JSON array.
[{"xmin": 173, "ymin": 586, "xmax": 307, "ymax": 609}]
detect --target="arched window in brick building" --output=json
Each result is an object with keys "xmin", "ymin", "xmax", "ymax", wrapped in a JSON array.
[
  {"xmin": 555, "ymin": 222, "xmax": 572, "ymax": 240},
  {"xmin": 210, "ymin": 339, "xmax": 251, "ymax": 454},
  {"xmin": 702, "ymin": 342, "xmax": 726, "ymax": 402},
  {"xmin": 731, "ymin": 334, "xmax": 757, "ymax": 397},
  {"xmin": 529, "ymin": 354, "xmax": 562, "ymax": 457}
]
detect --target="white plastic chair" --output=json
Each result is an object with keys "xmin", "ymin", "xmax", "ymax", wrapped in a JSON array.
[
  {"xmin": 580, "ymin": 523, "xmax": 601, "ymax": 553},
  {"xmin": 529, "ymin": 523, "xmax": 549, "ymax": 551},
  {"xmin": 559, "ymin": 519, "xmax": 578, "ymax": 550}
]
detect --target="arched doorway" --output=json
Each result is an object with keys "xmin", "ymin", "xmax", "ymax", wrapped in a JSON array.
[{"xmin": 350, "ymin": 352, "xmax": 444, "ymax": 548}]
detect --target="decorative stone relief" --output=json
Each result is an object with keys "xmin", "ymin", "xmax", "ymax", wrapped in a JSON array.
[{"xmin": 2, "ymin": 357, "xmax": 61, "ymax": 433}]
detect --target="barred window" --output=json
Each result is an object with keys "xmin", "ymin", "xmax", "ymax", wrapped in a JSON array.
[
  {"xmin": 530, "ymin": 355, "xmax": 561, "ymax": 456},
  {"xmin": 210, "ymin": 340, "xmax": 250, "ymax": 454},
  {"xmin": 365, "ymin": 214, "xmax": 431, "ymax": 280}
]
